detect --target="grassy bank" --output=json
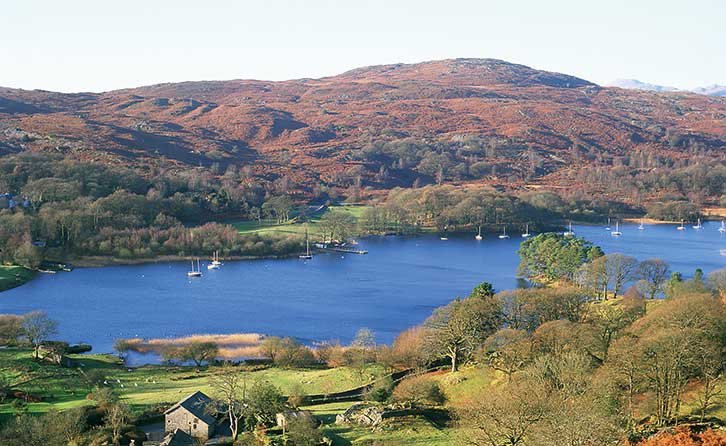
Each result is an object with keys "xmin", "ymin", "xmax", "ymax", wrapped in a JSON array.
[
  {"xmin": 232, "ymin": 205, "xmax": 368, "ymax": 237},
  {"xmin": 0, "ymin": 265, "xmax": 34, "ymax": 292}
]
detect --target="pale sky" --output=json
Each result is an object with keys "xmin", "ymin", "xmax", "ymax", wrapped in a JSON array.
[{"xmin": 1, "ymin": 0, "xmax": 724, "ymax": 93}]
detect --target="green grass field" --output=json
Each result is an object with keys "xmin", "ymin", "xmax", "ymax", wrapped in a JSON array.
[
  {"xmin": 0, "ymin": 265, "xmax": 34, "ymax": 292},
  {"xmin": 322, "ymin": 415, "xmax": 454, "ymax": 446},
  {"xmin": 231, "ymin": 205, "xmax": 368, "ymax": 238},
  {"xmin": 0, "ymin": 348, "xmax": 384, "ymax": 417}
]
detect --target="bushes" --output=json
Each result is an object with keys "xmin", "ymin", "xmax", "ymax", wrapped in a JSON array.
[
  {"xmin": 392, "ymin": 375, "xmax": 446, "ymax": 407},
  {"xmin": 646, "ymin": 201, "xmax": 701, "ymax": 221},
  {"xmin": 636, "ymin": 427, "xmax": 726, "ymax": 446},
  {"xmin": 0, "ymin": 314, "xmax": 23, "ymax": 345},
  {"xmin": 259, "ymin": 336, "xmax": 318, "ymax": 368},
  {"xmin": 285, "ymin": 416, "xmax": 324, "ymax": 446},
  {"xmin": 366, "ymin": 376, "xmax": 394, "ymax": 402}
]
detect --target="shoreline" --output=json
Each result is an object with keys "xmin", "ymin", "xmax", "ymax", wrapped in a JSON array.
[
  {"xmin": 622, "ymin": 217, "xmax": 679, "ymax": 224},
  {"xmin": 70, "ymin": 253, "xmax": 301, "ymax": 268},
  {"xmin": 0, "ymin": 266, "xmax": 35, "ymax": 292}
]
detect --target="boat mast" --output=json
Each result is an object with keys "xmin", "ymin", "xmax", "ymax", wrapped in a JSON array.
[{"xmin": 305, "ymin": 223, "xmax": 311, "ymax": 256}]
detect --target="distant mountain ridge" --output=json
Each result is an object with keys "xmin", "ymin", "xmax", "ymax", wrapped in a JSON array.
[
  {"xmin": 608, "ymin": 78, "xmax": 726, "ymax": 96},
  {"xmin": 1, "ymin": 58, "xmax": 725, "ymax": 195}
]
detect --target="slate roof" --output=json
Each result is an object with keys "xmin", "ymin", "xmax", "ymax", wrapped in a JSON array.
[
  {"xmin": 164, "ymin": 391, "xmax": 216, "ymax": 426},
  {"xmin": 159, "ymin": 428, "xmax": 196, "ymax": 446}
]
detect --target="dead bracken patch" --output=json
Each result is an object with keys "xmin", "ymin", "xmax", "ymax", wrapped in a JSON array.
[{"xmin": 119, "ymin": 333, "xmax": 264, "ymax": 359}]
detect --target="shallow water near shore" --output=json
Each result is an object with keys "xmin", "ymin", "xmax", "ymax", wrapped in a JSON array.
[{"xmin": 2, "ymin": 222, "xmax": 725, "ymax": 363}]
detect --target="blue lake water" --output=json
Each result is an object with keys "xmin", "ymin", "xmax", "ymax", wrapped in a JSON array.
[{"xmin": 2, "ymin": 222, "xmax": 725, "ymax": 358}]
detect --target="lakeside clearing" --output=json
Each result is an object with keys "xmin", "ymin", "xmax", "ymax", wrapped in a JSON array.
[
  {"xmin": 231, "ymin": 204, "xmax": 368, "ymax": 237},
  {"xmin": 0, "ymin": 265, "xmax": 33, "ymax": 292}
]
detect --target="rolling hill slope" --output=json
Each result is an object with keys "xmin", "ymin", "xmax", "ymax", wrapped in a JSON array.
[{"xmin": 1, "ymin": 58, "xmax": 725, "ymax": 195}]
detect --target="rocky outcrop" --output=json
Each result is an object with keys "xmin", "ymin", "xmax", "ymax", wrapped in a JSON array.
[{"xmin": 335, "ymin": 403, "xmax": 385, "ymax": 426}]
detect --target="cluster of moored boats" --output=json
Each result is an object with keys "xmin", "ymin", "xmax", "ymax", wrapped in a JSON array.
[
  {"xmin": 442, "ymin": 217, "xmax": 726, "ymax": 242},
  {"xmin": 186, "ymin": 251, "xmax": 223, "ymax": 277},
  {"xmin": 187, "ymin": 230, "xmax": 316, "ymax": 278}
]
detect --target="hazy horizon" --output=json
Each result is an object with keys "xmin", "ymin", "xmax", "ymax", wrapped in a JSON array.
[{"xmin": 2, "ymin": 0, "xmax": 725, "ymax": 93}]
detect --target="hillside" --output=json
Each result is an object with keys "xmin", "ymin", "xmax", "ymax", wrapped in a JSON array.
[{"xmin": 1, "ymin": 58, "xmax": 725, "ymax": 197}]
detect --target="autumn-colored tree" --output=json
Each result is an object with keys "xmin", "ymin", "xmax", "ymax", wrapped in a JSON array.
[
  {"xmin": 583, "ymin": 297, "xmax": 644, "ymax": 362},
  {"xmin": 457, "ymin": 378, "xmax": 547, "ymax": 446},
  {"xmin": 384, "ymin": 325, "xmax": 429, "ymax": 370},
  {"xmin": 498, "ymin": 287, "xmax": 588, "ymax": 332},
  {"xmin": 480, "ymin": 328, "xmax": 532, "ymax": 382},
  {"xmin": 392, "ymin": 375, "xmax": 446, "ymax": 407},
  {"xmin": 424, "ymin": 295, "xmax": 502, "ymax": 372},
  {"xmin": 259, "ymin": 336, "xmax": 284, "ymax": 363},
  {"xmin": 622, "ymin": 293, "xmax": 725, "ymax": 425}
]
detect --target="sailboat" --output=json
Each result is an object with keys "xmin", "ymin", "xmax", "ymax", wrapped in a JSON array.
[
  {"xmin": 563, "ymin": 221, "xmax": 575, "ymax": 237},
  {"xmin": 521, "ymin": 224, "xmax": 531, "ymax": 238},
  {"xmin": 719, "ymin": 220, "xmax": 726, "ymax": 233},
  {"xmin": 187, "ymin": 259, "xmax": 202, "ymax": 277},
  {"xmin": 498, "ymin": 226, "xmax": 510, "ymax": 239},
  {"xmin": 605, "ymin": 217, "xmax": 611, "ymax": 231},
  {"xmin": 207, "ymin": 251, "xmax": 222, "ymax": 269},
  {"xmin": 475, "ymin": 225, "xmax": 483, "ymax": 241},
  {"xmin": 693, "ymin": 218, "xmax": 703, "ymax": 229},
  {"xmin": 638, "ymin": 218, "xmax": 645, "ymax": 230},
  {"xmin": 676, "ymin": 219, "xmax": 686, "ymax": 231},
  {"xmin": 610, "ymin": 221, "xmax": 622, "ymax": 236},
  {"xmin": 299, "ymin": 224, "xmax": 313, "ymax": 260}
]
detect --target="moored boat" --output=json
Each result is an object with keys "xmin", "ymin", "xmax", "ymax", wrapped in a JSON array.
[{"xmin": 187, "ymin": 259, "xmax": 202, "ymax": 277}]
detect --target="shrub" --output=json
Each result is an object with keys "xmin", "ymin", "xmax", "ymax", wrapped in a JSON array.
[
  {"xmin": 286, "ymin": 416, "xmax": 323, "ymax": 446},
  {"xmin": 636, "ymin": 426, "xmax": 726, "ymax": 445},
  {"xmin": 287, "ymin": 382, "xmax": 307, "ymax": 408},
  {"xmin": 365, "ymin": 376, "xmax": 394, "ymax": 403},
  {"xmin": 392, "ymin": 375, "xmax": 446, "ymax": 407}
]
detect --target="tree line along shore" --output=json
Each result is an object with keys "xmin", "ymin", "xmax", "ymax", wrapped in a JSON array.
[{"xmin": 2, "ymin": 152, "xmax": 721, "ymax": 292}]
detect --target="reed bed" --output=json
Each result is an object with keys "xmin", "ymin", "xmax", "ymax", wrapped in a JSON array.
[{"xmin": 119, "ymin": 333, "xmax": 264, "ymax": 359}]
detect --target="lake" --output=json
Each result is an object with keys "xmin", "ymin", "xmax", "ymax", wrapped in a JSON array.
[{"xmin": 2, "ymin": 222, "xmax": 725, "ymax": 359}]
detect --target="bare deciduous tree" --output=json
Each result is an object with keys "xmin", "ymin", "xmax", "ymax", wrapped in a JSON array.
[
  {"xmin": 104, "ymin": 403, "xmax": 131, "ymax": 446},
  {"xmin": 604, "ymin": 254, "xmax": 639, "ymax": 298},
  {"xmin": 21, "ymin": 311, "xmax": 57, "ymax": 360},
  {"xmin": 208, "ymin": 365, "xmax": 246, "ymax": 441},
  {"xmin": 637, "ymin": 259, "xmax": 670, "ymax": 299}
]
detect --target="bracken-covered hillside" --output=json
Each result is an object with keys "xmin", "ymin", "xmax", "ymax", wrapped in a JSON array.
[{"xmin": 1, "ymin": 58, "xmax": 725, "ymax": 196}]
